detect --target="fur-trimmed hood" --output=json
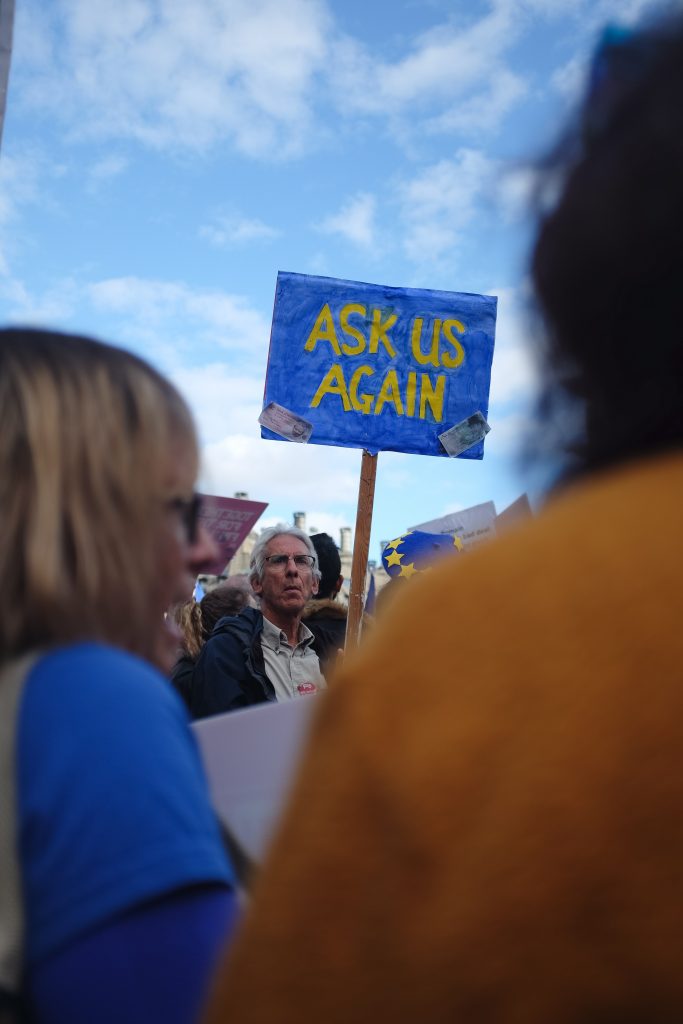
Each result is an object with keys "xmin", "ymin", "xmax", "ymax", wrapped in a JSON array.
[{"xmin": 302, "ymin": 597, "xmax": 348, "ymax": 621}]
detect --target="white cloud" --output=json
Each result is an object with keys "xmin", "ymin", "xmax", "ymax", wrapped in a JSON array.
[
  {"xmin": 199, "ymin": 212, "xmax": 280, "ymax": 246},
  {"xmin": 87, "ymin": 276, "xmax": 270, "ymax": 359},
  {"xmin": 250, "ymin": 511, "xmax": 355, "ymax": 546},
  {"xmin": 296, "ymin": 510, "xmax": 354, "ymax": 540},
  {"xmin": 15, "ymin": 0, "xmax": 664, "ymax": 168},
  {"xmin": 551, "ymin": 54, "xmax": 586, "ymax": 101},
  {"xmin": 489, "ymin": 341, "xmax": 538, "ymax": 408},
  {"xmin": 514, "ymin": 0, "xmax": 584, "ymax": 13},
  {"xmin": 171, "ymin": 362, "xmax": 264, "ymax": 445},
  {"xmin": 427, "ymin": 69, "xmax": 528, "ymax": 135},
  {"xmin": 199, "ymin": 431, "xmax": 360, "ymax": 513},
  {"xmin": 15, "ymin": 0, "xmax": 333, "ymax": 158},
  {"xmin": 592, "ymin": 0, "xmax": 669, "ymax": 23},
  {"xmin": 397, "ymin": 149, "xmax": 496, "ymax": 265},
  {"xmin": 0, "ymin": 273, "xmax": 80, "ymax": 324},
  {"xmin": 327, "ymin": 0, "xmax": 667, "ymax": 136},
  {"xmin": 0, "ymin": 151, "xmax": 73, "ymax": 324},
  {"xmin": 484, "ymin": 408, "xmax": 536, "ymax": 456},
  {"xmin": 316, "ymin": 192, "xmax": 377, "ymax": 249},
  {"xmin": 378, "ymin": 451, "xmax": 415, "ymax": 491},
  {"xmin": 0, "ymin": 149, "xmax": 70, "ymax": 293},
  {"xmin": 18, "ymin": 0, "xmax": 656, "ymax": 168},
  {"xmin": 487, "ymin": 285, "xmax": 539, "ymax": 407},
  {"xmin": 550, "ymin": 0, "xmax": 669, "ymax": 102},
  {"xmin": 495, "ymin": 164, "xmax": 538, "ymax": 223},
  {"xmin": 332, "ymin": 4, "xmax": 519, "ymax": 115},
  {"xmin": 0, "ymin": 151, "xmax": 45, "ymax": 226},
  {"xmin": 86, "ymin": 154, "xmax": 130, "ymax": 189}
]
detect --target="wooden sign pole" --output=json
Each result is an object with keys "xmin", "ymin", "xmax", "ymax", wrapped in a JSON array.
[{"xmin": 344, "ymin": 449, "xmax": 378, "ymax": 651}]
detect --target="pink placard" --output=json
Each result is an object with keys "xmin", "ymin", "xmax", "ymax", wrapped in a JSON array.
[{"xmin": 198, "ymin": 494, "xmax": 268, "ymax": 575}]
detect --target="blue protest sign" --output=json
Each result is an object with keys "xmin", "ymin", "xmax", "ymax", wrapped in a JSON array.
[{"xmin": 261, "ymin": 271, "xmax": 497, "ymax": 458}]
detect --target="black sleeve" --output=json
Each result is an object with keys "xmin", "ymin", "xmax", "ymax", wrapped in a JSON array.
[
  {"xmin": 169, "ymin": 655, "xmax": 196, "ymax": 710},
  {"xmin": 306, "ymin": 619, "xmax": 347, "ymax": 674}
]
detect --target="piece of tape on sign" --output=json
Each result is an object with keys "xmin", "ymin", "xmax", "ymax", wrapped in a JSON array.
[
  {"xmin": 259, "ymin": 402, "xmax": 313, "ymax": 443},
  {"xmin": 438, "ymin": 411, "xmax": 490, "ymax": 457}
]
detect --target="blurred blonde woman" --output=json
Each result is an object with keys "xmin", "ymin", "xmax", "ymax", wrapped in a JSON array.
[
  {"xmin": 0, "ymin": 328, "xmax": 237, "ymax": 1024},
  {"xmin": 169, "ymin": 584, "xmax": 253, "ymax": 707}
]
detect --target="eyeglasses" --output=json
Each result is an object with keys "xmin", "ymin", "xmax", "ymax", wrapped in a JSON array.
[
  {"xmin": 166, "ymin": 493, "xmax": 203, "ymax": 544},
  {"xmin": 264, "ymin": 554, "xmax": 316, "ymax": 571}
]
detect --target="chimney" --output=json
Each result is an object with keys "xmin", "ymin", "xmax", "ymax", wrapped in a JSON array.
[
  {"xmin": 293, "ymin": 511, "xmax": 306, "ymax": 531},
  {"xmin": 234, "ymin": 491, "xmax": 248, "ymax": 499},
  {"xmin": 340, "ymin": 527, "xmax": 352, "ymax": 554}
]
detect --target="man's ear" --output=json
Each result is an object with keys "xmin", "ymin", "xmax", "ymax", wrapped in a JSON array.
[
  {"xmin": 311, "ymin": 575, "xmax": 319, "ymax": 597},
  {"xmin": 333, "ymin": 575, "xmax": 344, "ymax": 595},
  {"xmin": 251, "ymin": 576, "xmax": 263, "ymax": 597}
]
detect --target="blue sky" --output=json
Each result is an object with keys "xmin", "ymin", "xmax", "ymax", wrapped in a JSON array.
[{"xmin": 0, "ymin": 0, "xmax": 672, "ymax": 561}]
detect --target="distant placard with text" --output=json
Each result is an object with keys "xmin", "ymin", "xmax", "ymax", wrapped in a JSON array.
[
  {"xmin": 198, "ymin": 494, "xmax": 268, "ymax": 576},
  {"xmin": 262, "ymin": 272, "xmax": 497, "ymax": 458}
]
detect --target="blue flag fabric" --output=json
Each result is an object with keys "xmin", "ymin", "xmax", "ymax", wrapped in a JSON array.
[
  {"xmin": 364, "ymin": 572, "xmax": 376, "ymax": 614},
  {"xmin": 262, "ymin": 272, "xmax": 497, "ymax": 458},
  {"xmin": 381, "ymin": 530, "xmax": 464, "ymax": 579}
]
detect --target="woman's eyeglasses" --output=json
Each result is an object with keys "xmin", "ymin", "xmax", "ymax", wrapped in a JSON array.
[{"xmin": 166, "ymin": 493, "xmax": 203, "ymax": 544}]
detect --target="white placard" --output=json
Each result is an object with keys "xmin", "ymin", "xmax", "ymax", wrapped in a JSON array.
[
  {"xmin": 411, "ymin": 499, "xmax": 497, "ymax": 549},
  {"xmin": 192, "ymin": 695, "xmax": 319, "ymax": 863}
]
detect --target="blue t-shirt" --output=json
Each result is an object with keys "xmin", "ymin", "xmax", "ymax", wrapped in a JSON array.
[{"xmin": 17, "ymin": 643, "xmax": 234, "ymax": 965}]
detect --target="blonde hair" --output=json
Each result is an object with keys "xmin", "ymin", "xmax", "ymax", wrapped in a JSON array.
[
  {"xmin": 170, "ymin": 599, "xmax": 204, "ymax": 661},
  {"xmin": 0, "ymin": 327, "xmax": 197, "ymax": 664}
]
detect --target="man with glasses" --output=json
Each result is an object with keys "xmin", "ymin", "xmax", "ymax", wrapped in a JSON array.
[{"xmin": 189, "ymin": 526, "xmax": 326, "ymax": 719}]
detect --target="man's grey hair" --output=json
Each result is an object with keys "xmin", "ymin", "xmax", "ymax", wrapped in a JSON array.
[{"xmin": 249, "ymin": 525, "xmax": 322, "ymax": 585}]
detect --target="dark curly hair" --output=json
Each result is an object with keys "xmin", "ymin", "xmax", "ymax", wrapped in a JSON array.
[{"xmin": 531, "ymin": 17, "xmax": 683, "ymax": 483}]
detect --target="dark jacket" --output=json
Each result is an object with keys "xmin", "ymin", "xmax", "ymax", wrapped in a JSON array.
[
  {"xmin": 303, "ymin": 598, "xmax": 348, "ymax": 674},
  {"xmin": 188, "ymin": 607, "xmax": 275, "ymax": 720},
  {"xmin": 170, "ymin": 652, "xmax": 196, "ymax": 710}
]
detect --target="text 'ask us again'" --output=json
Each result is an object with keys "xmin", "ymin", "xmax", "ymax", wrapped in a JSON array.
[{"xmin": 303, "ymin": 302, "xmax": 467, "ymax": 423}]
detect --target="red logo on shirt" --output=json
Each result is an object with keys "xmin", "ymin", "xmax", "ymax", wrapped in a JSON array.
[{"xmin": 297, "ymin": 682, "xmax": 317, "ymax": 695}]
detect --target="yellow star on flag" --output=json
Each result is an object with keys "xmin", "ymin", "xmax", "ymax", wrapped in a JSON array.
[
  {"xmin": 384, "ymin": 533, "xmax": 409, "ymax": 552},
  {"xmin": 385, "ymin": 549, "xmax": 403, "ymax": 568},
  {"xmin": 453, "ymin": 535, "xmax": 464, "ymax": 551},
  {"xmin": 399, "ymin": 562, "xmax": 418, "ymax": 579}
]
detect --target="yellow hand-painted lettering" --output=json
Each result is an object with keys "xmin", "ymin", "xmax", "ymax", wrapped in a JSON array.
[
  {"xmin": 369, "ymin": 308, "xmax": 398, "ymax": 356},
  {"xmin": 349, "ymin": 365, "xmax": 374, "ymax": 413},
  {"xmin": 304, "ymin": 303, "xmax": 341, "ymax": 355},
  {"xmin": 441, "ymin": 319, "xmax": 465, "ymax": 368},
  {"xmin": 374, "ymin": 369, "xmax": 403, "ymax": 416},
  {"xmin": 411, "ymin": 317, "xmax": 441, "ymax": 367},
  {"xmin": 419, "ymin": 373, "xmax": 445, "ymax": 421},
  {"xmin": 411, "ymin": 316, "xmax": 465, "ymax": 367},
  {"xmin": 303, "ymin": 302, "xmax": 466, "ymax": 425},
  {"xmin": 309, "ymin": 364, "xmax": 445, "ymax": 422},
  {"xmin": 340, "ymin": 303, "xmax": 367, "ymax": 356},
  {"xmin": 310, "ymin": 363, "xmax": 351, "ymax": 410}
]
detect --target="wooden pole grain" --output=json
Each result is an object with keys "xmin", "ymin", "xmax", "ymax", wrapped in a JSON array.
[{"xmin": 344, "ymin": 449, "xmax": 378, "ymax": 651}]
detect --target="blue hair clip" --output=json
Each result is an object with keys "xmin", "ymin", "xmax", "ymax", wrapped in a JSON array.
[{"xmin": 583, "ymin": 23, "xmax": 653, "ymax": 143}]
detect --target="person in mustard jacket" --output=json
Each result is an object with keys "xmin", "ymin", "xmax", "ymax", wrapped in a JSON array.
[{"xmin": 204, "ymin": 17, "xmax": 683, "ymax": 1024}]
